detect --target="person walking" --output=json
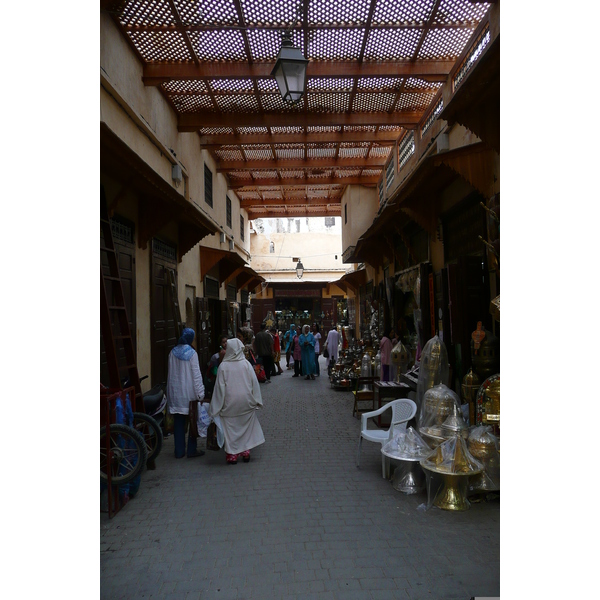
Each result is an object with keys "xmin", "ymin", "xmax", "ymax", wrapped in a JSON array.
[
  {"xmin": 299, "ymin": 324, "xmax": 316, "ymax": 380},
  {"xmin": 209, "ymin": 337, "xmax": 265, "ymax": 464},
  {"xmin": 254, "ymin": 323, "xmax": 274, "ymax": 383},
  {"xmin": 292, "ymin": 328, "xmax": 302, "ymax": 377},
  {"xmin": 166, "ymin": 328, "xmax": 206, "ymax": 459},
  {"xmin": 271, "ymin": 327, "xmax": 284, "ymax": 375},
  {"xmin": 312, "ymin": 323, "xmax": 322, "ymax": 377},
  {"xmin": 325, "ymin": 327, "xmax": 341, "ymax": 375},
  {"xmin": 284, "ymin": 323, "xmax": 296, "ymax": 370}
]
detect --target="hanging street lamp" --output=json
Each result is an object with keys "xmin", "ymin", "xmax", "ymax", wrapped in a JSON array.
[
  {"xmin": 271, "ymin": 31, "xmax": 308, "ymax": 105},
  {"xmin": 295, "ymin": 259, "xmax": 304, "ymax": 279}
]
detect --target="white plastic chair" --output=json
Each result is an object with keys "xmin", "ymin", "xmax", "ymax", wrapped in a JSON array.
[{"xmin": 356, "ymin": 398, "xmax": 417, "ymax": 479}]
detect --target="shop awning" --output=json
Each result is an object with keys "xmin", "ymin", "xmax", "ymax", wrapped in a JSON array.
[
  {"xmin": 223, "ymin": 265, "xmax": 265, "ymax": 292},
  {"xmin": 101, "ymin": 122, "xmax": 219, "ymax": 260},
  {"xmin": 330, "ymin": 267, "xmax": 367, "ymax": 294},
  {"xmin": 200, "ymin": 246, "xmax": 248, "ymax": 284}
]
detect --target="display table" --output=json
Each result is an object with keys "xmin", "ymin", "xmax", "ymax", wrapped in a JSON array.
[
  {"xmin": 381, "ymin": 447, "xmax": 425, "ymax": 494},
  {"xmin": 373, "ymin": 382, "xmax": 411, "ymax": 426}
]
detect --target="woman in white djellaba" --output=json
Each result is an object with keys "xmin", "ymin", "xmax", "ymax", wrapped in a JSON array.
[{"xmin": 209, "ymin": 337, "xmax": 265, "ymax": 464}]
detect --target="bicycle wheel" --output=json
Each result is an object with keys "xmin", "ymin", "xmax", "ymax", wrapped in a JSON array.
[
  {"xmin": 100, "ymin": 424, "xmax": 148, "ymax": 485},
  {"xmin": 132, "ymin": 412, "xmax": 164, "ymax": 462}
]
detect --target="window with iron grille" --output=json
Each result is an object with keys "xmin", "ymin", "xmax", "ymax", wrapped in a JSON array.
[
  {"xmin": 226, "ymin": 196, "xmax": 232, "ymax": 228},
  {"xmin": 398, "ymin": 132, "xmax": 415, "ymax": 171},
  {"xmin": 153, "ymin": 238, "xmax": 177, "ymax": 262},
  {"xmin": 454, "ymin": 25, "xmax": 491, "ymax": 91},
  {"xmin": 240, "ymin": 215, "xmax": 245, "ymax": 241},
  {"xmin": 227, "ymin": 284, "xmax": 237, "ymax": 302},
  {"xmin": 204, "ymin": 164, "xmax": 213, "ymax": 208},
  {"xmin": 110, "ymin": 214, "xmax": 134, "ymax": 244},
  {"xmin": 421, "ymin": 98, "xmax": 444, "ymax": 137},
  {"xmin": 385, "ymin": 159, "xmax": 394, "ymax": 189},
  {"xmin": 204, "ymin": 276, "xmax": 219, "ymax": 299},
  {"xmin": 378, "ymin": 179, "xmax": 384, "ymax": 205},
  {"xmin": 241, "ymin": 290, "xmax": 249, "ymax": 304},
  {"xmin": 324, "ymin": 217, "xmax": 335, "ymax": 227}
]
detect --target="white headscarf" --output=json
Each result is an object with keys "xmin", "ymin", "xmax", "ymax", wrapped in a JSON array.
[
  {"xmin": 222, "ymin": 337, "xmax": 246, "ymax": 362},
  {"xmin": 302, "ymin": 324, "xmax": 310, "ymax": 335}
]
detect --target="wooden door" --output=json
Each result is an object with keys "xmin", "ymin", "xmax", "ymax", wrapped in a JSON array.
[
  {"xmin": 196, "ymin": 297, "xmax": 211, "ymax": 375},
  {"xmin": 150, "ymin": 240, "xmax": 178, "ymax": 386},
  {"xmin": 321, "ymin": 298, "xmax": 335, "ymax": 333}
]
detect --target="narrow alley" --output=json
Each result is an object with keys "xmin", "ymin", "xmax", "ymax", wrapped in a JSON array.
[{"xmin": 100, "ymin": 357, "xmax": 500, "ymax": 600}]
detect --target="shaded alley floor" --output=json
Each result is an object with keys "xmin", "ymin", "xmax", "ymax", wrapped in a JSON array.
[{"xmin": 100, "ymin": 357, "xmax": 500, "ymax": 600}]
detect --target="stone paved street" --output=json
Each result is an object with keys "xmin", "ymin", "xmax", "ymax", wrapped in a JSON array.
[{"xmin": 100, "ymin": 357, "xmax": 500, "ymax": 600}]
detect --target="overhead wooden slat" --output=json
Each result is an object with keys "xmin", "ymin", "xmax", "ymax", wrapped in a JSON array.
[
  {"xmin": 126, "ymin": 23, "xmax": 479, "ymax": 33},
  {"xmin": 216, "ymin": 156, "xmax": 387, "ymax": 172},
  {"xmin": 106, "ymin": 0, "xmax": 495, "ymax": 222},
  {"xmin": 143, "ymin": 61, "xmax": 454, "ymax": 84},
  {"xmin": 180, "ymin": 112, "xmax": 421, "ymax": 132},
  {"xmin": 229, "ymin": 175, "xmax": 379, "ymax": 189},
  {"xmin": 200, "ymin": 131, "xmax": 399, "ymax": 146},
  {"xmin": 247, "ymin": 209, "xmax": 341, "ymax": 219},
  {"xmin": 240, "ymin": 197, "xmax": 343, "ymax": 208}
]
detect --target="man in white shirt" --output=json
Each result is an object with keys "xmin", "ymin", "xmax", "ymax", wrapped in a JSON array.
[{"xmin": 166, "ymin": 328, "xmax": 206, "ymax": 458}]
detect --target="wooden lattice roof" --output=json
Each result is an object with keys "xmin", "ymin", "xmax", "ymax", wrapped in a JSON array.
[{"xmin": 102, "ymin": 0, "xmax": 494, "ymax": 219}]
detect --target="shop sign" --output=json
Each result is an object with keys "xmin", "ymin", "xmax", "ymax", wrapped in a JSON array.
[{"xmin": 274, "ymin": 288, "xmax": 321, "ymax": 298}]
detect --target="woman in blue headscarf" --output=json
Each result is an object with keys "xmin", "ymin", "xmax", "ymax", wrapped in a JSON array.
[
  {"xmin": 284, "ymin": 323, "xmax": 296, "ymax": 370},
  {"xmin": 166, "ymin": 328, "xmax": 206, "ymax": 459},
  {"xmin": 299, "ymin": 324, "xmax": 316, "ymax": 380}
]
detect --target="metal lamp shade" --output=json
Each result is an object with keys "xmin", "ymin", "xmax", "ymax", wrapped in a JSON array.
[
  {"xmin": 271, "ymin": 39, "xmax": 308, "ymax": 105},
  {"xmin": 296, "ymin": 260, "xmax": 304, "ymax": 279}
]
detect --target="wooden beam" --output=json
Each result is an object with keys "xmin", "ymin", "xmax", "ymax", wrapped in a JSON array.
[
  {"xmin": 129, "ymin": 23, "xmax": 475, "ymax": 33},
  {"xmin": 217, "ymin": 156, "xmax": 387, "ymax": 172},
  {"xmin": 247, "ymin": 209, "xmax": 341, "ymax": 219},
  {"xmin": 200, "ymin": 131, "xmax": 400, "ymax": 146},
  {"xmin": 240, "ymin": 197, "xmax": 342, "ymax": 208},
  {"xmin": 166, "ymin": 0, "xmax": 199, "ymax": 65},
  {"xmin": 143, "ymin": 61, "xmax": 454, "ymax": 85},
  {"xmin": 181, "ymin": 111, "xmax": 421, "ymax": 132},
  {"xmin": 229, "ymin": 175, "xmax": 379, "ymax": 189}
]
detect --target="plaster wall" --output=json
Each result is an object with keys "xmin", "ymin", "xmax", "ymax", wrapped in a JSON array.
[
  {"xmin": 250, "ymin": 232, "xmax": 344, "ymax": 278},
  {"xmin": 101, "ymin": 13, "xmax": 254, "ymax": 360},
  {"xmin": 100, "ymin": 13, "xmax": 251, "ymax": 263},
  {"xmin": 341, "ymin": 185, "xmax": 379, "ymax": 257}
]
